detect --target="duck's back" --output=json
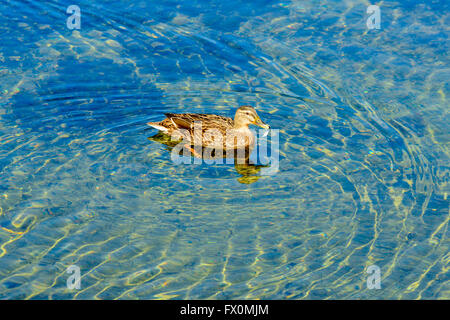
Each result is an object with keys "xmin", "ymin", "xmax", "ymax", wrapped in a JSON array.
[{"xmin": 162, "ymin": 113, "xmax": 234, "ymax": 131}]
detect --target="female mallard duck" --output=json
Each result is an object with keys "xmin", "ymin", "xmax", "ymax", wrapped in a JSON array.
[{"xmin": 147, "ymin": 106, "xmax": 269, "ymax": 151}]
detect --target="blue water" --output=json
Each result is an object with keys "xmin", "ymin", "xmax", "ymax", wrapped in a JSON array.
[{"xmin": 0, "ymin": 0, "xmax": 448, "ymax": 299}]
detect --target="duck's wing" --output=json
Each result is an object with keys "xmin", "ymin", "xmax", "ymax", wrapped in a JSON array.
[
  {"xmin": 164, "ymin": 113, "xmax": 233, "ymax": 130},
  {"xmin": 164, "ymin": 113, "xmax": 193, "ymax": 129}
]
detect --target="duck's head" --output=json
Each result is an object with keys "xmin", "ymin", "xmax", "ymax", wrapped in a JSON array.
[{"xmin": 234, "ymin": 106, "xmax": 270, "ymax": 129}]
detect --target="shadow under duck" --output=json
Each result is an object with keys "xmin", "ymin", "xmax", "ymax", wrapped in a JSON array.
[{"xmin": 147, "ymin": 131, "xmax": 269, "ymax": 184}]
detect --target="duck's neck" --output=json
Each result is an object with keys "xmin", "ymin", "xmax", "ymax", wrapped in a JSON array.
[{"xmin": 233, "ymin": 118, "xmax": 250, "ymax": 130}]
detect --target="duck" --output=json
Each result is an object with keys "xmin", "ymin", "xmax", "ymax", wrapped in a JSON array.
[{"xmin": 147, "ymin": 106, "xmax": 269, "ymax": 151}]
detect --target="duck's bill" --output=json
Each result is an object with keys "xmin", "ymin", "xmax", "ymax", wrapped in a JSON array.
[{"xmin": 253, "ymin": 117, "xmax": 270, "ymax": 130}]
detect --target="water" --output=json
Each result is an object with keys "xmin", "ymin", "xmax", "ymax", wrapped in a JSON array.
[{"xmin": 0, "ymin": 0, "xmax": 448, "ymax": 299}]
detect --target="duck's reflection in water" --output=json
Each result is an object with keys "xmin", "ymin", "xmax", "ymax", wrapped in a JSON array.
[{"xmin": 148, "ymin": 132, "xmax": 267, "ymax": 184}]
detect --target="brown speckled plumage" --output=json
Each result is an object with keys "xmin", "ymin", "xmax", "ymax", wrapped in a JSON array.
[{"xmin": 147, "ymin": 106, "xmax": 269, "ymax": 150}]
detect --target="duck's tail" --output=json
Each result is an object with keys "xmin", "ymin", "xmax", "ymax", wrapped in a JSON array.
[{"xmin": 147, "ymin": 122, "xmax": 169, "ymax": 133}]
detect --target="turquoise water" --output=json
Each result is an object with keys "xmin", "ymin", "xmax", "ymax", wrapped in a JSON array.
[{"xmin": 0, "ymin": 0, "xmax": 449, "ymax": 299}]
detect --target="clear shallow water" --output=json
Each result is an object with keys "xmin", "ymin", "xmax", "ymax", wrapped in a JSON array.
[{"xmin": 0, "ymin": 0, "xmax": 448, "ymax": 299}]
